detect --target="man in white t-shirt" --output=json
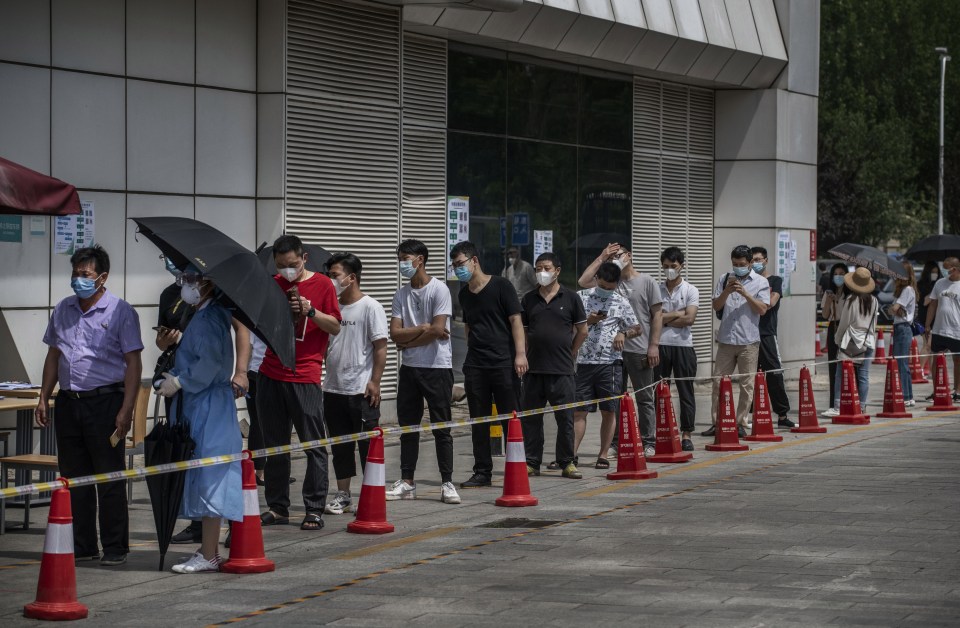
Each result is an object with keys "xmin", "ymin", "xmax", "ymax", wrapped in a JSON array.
[
  {"xmin": 656, "ymin": 247, "xmax": 700, "ymax": 451},
  {"xmin": 925, "ymin": 256, "xmax": 960, "ymax": 399},
  {"xmin": 386, "ymin": 239, "xmax": 460, "ymax": 504},
  {"xmin": 322, "ymin": 253, "xmax": 389, "ymax": 515}
]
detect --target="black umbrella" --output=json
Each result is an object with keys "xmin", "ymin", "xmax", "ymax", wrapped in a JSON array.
[
  {"xmin": 144, "ymin": 393, "xmax": 195, "ymax": 571},
  {"xmin": 132, "ymin": 217, "xmax": 295, "ymax": 369},
  {"xmin": 904, "ymin": 234, "xmax": 960, "ymax": 262},
  {"xmin": 827, "ymin": 242, "xmax": 908, "ymax": 280},
  {"xmin": 256, "ymin": 242, "xmax": 331, "ymax": 274}
]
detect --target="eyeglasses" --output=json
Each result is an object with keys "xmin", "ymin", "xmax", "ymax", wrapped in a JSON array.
[
  {"xmin": 450, "ymin": 258, "xmax": 471, "ymax": 270},
  {"xmin": 176, "ymin": 272, "xmax": 203, "ymax": 286}
]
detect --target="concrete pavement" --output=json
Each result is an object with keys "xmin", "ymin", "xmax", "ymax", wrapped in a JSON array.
[{"xmin": 1, "ymin": 363, "xmax": 959, "ymax": 626}]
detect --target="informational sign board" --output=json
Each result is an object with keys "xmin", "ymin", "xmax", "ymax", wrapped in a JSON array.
[
  {"xmin": 55, "ymin": 200, "xmax": 95, "ymax": 255},
  {"xmin": 0, "ymin": 216, "xmax": 22, "ymax": 243},
  {"xmin": 446, "ymin": 196, "xmax": 469, "ymax": 280},
  {"xmin": 533, "ymin": 230, "xmax": 553, "ymax": 262},
  {"xmin": 511, "ymin": 212, "xmax": 529, "ymax": 246}
]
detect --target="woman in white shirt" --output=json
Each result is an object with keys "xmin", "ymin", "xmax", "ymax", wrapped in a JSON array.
[
  {"xmin": 831, "ymin": 268, "xmax": 878, "ymax": 414},
  {"xmin": 889, "ymin": 261, "xmax": 917, "ymax": 406}
]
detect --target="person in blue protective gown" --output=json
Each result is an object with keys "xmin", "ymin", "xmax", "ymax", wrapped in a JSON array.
[{"xmin": 157, "ymin": 267, "xmax": 244, "ymax": 574}]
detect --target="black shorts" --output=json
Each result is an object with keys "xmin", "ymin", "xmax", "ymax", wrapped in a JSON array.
[
  {"xmin": 575, "ymin": 362, "xmax": 623, "ymax": 413},
  {"xmin": 931, "ymin": 334, "xmax": 960, "ymax": 354}
]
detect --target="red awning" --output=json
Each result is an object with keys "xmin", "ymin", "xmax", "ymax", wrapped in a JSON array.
[{"xmin": 0, "ymin": 156, "xmax": 81, "ymax": 216}]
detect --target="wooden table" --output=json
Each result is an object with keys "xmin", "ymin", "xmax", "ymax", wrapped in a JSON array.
[
  {"xmin": 0, "ymin": 388, "xmax": 42, "ymax": 399},
  {"xmin": 0, "ymin": 397, "xmax": 57, "ymax": 501}
]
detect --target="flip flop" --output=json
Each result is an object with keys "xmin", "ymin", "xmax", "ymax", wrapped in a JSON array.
[
  {"xmin": 259, "ymin": 511, "xmax": 289, "ymax": 526},
  {"xmin": 594, "ymin": 457, "xmax": 610, "ymax": 470},
  {"xmin": 300, "ymin": 513, "xmax": 324, "ymax": 531}
]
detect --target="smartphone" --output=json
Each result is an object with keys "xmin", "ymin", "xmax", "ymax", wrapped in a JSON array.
[
  {"xmin": 152, "ymin": 325, "xmax": 170, "ymax": 333},
  {"xmin": 597, "ymin": 310, "xmax": 608, "ymax": 317},
  {"xmin": 109, "ymin": 428, "xmax": 121, "ymax": 447}
]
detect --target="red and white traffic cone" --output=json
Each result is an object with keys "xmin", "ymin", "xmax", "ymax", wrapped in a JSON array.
[
  {"xmin": 927, "ymin": 352, "xmax": 959, "ymax": 412},
  {"xmin": 348, "ymin": 429, "xmax": 395, "ymax": 533},
  {"xmin": 874, "ymin": 328, "xmax": 889, "ymax": 365},
  {"xmin": 833, "ymin": 360, "xmax": 870, "ymax": 424},
  {"xmin": 876, "ymin": 358, "xmax": 912, "ymax": 418},
  {"xmin": 23, "ymin": 480, "xmax": 88, "ymax": 620},
  {"xmin": 647, "ymin": 381, "xmax": 692, "ymax": 463},
  {"xmin": 792, "ymin": 366, "xmax": 827, "ymax": 433},
  {"xmin": 746, "ymin": 369, "xmax": 783, "ymax": 442},
  {"xmin": 706, "ymin": 377, "xmax": 749, "ymax": 451},
  {"xmin": 910, "ymin": 338, "xmax": 929, "ymax": 384},
  {"xmin": 221, "ymin": 455, "xmax": 276, "ymax": 573},
  {"xmin": 496, "ymin": 413, "xmax": 538, "ymax": 506},
  {"xmin": 607, "ymin": 395, "xmax": 658, "ymax": 479},
  {"xmin": 819, "ymin": 327, "xmax": 829, "ymax": 355},
  {"xmin": 815, "ymin": 326, "xmax": 823, "ymax": 355}
]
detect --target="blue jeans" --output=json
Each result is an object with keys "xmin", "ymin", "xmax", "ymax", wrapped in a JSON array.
[
  {"xmin": 892, "ymin": 323, "xmax": 914, "ymax": 401},
  {"xmin": 833, "ymin": 348, "xmax": 875, "ymax": 411}
]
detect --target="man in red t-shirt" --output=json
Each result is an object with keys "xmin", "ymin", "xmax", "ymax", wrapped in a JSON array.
[{"xmin": 257, "ymin": 235, "xmax": 341, "ymax": 531}]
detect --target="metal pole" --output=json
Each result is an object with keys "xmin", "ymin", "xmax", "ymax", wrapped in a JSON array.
[{"xmin": 937, "ymin": 47, "xmax": 951, "ymax": 235}]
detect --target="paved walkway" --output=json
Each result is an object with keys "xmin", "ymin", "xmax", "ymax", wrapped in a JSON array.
[{"xmin": 1, "ymin": 366, "xmax": 958, "ymax": 626}]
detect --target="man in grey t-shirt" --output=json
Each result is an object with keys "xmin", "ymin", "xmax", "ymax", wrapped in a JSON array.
[{"xmin": 578, "ymin": 244, "xmax": 662, "ymax": 458}]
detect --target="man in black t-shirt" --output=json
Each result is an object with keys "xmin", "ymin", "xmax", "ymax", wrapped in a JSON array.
[
  {"xmin": 751, "ymin": 247, "xmax": 793, "ymax": 428},
  {"xmin": 521, "ymin": 253, "xmax": 588, "ymax": 478},
  {"xmin": 450, "ymin": 241, "xmax": 528, "ymax": 488}
]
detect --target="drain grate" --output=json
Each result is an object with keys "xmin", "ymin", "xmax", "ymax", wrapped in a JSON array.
[{"xmin": 478, "ymin": 518, "xmax": 563, "ymax": 529}]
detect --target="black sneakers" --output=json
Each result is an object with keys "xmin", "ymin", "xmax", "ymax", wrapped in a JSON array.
[
  {"xmin": 681, "ymin": 438, "xmax": 694, "ymax": 452},
  {"xmin": 778, "ymin": 415, "xmax": 797, "ymax": 429},
  {"xmin": 170, "ymin": 523, "xmax": 203, "ymax": 544},
  {"xmin": 737, "ymin": 426, "xmax": 747, "ymax": 439},
  {"xmin": 701, "ymin": 425, "xmax": 716, "ymax": 437},
  {"xmin": 100, "ymin": 553, "xmax": 127, "ymax": 566},
  {"xmin": 460, "ymin": 473, "xmax": 492, "ymax": 488}
]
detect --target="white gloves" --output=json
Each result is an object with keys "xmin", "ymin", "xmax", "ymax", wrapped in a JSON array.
[{"xmin": 157, "ymin": 372, "xmax": 182, "ymax": 398}]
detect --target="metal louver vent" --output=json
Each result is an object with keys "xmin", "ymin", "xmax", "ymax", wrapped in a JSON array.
[
  {"xmin": 286, "ymin": 0, "xmax": 403, "ymax": 396},
  {"xmin": 632, "ymin": 79, "xmax": 715, "ymax": 368}
]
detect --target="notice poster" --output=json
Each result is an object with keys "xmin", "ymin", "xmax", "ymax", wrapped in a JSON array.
[
  {"xmin": 55, "ymin": 200, "xmax": 95, "ymax": 255},
  {"xmin": 533, "ymin": 230, "xmax": 553, "ymax": 262},
  {"xmin": 0, "ymin": 216, "xmax": 22, "ymax": 243},
  {"xmin": 446, "ymin": 196, "xmax": 469, "ymax": 280}
]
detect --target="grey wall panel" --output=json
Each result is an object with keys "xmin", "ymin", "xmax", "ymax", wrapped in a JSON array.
[
  {"xmin": 436, "ymin": 8, "xmax": 492, "ymax": 33},
  {"xmin": 687, "ymin": 44, "xmax": 733, "ymax": 81},
  {"xmin": 715, "ymin": 50, "xmax": 760, "ymax": 85},
  {"xmin": 749, "ymin": 0, "xmax": 786, "ymax": 59},
  {"xmin": 625, "ymin": 30, "xmax": 675, "ymax": 68},
  {"xmin": 671, "ymin": 0, "xmax": 707, "ymax": 42},
  {"xmin": 611, "ymin": 0, "xmax": 647, "ymax": 27},
  {"xmin": 519, "ymin": 5, "xmax": 579, "ymax": 49},
  {"xmin": 724, "ymin": 0, "xmax": 762, "ymax": 54},
  {"xmin": 658, "ymin": 39, "xmax": 706, "ymax": 75},
  {"xmin": 479, "ymin": 1, "xmax": 541, "ymax": 41},
  {"xmin": 697, "ymin": 0, "xmax": 735, "ymax": 47},
  {"xmin": 592, "ymin": 22, "xmax": 645, "ymax": 63},
  {"xmin": 557, "ymin": 15, "xmax": 614, "ymax": 57}
]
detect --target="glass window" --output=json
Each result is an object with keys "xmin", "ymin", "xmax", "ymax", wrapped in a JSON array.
[
  {"xmin": 579, "ymin": 73, "xmax": 632, "ymax": 150},
  {"xmin": 576, "ymin": 148, "xmax": 632, "ymax": 276},
  {"xmin": 448, "ymin": 50, "xmax": 506, "ymax": 134},
  {"xmin": 507, "ymin": 61, "xmax": 578, "ymax": 143}
]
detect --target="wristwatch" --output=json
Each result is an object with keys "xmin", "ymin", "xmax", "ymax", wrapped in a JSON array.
[{"xmin": 306, "ymin": 307, "xmax": 316, "ymax": 319}]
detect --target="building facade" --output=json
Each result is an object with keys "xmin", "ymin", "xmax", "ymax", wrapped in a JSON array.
[{"xmin": 0, "ymin": 0, "xmax": 819, "ymax": 421}]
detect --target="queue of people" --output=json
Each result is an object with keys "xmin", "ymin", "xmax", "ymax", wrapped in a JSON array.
[{"xmin": 37, "ymin": 237, "xmax": 948, "ymax": 575}]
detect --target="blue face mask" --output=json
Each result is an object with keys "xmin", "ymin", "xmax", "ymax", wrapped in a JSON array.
[
  {"xmin": 751, "ymin": 262, "xmax": 765, "ymax": 273},
  {"xmin": 399, "ymin": 260, "xmax": 416, "ymax": 279},
  {"xmin": 71, "ymin": 275, "xmax": 101, "ymax": 299},
  {"xmin": 594, "ymin": 286, "xmax": 614, "ymax": 299},
  {"xmin": 833, "ymin": 275, "xmax": 845, "ymax": 287},
  {"xmin": 732, "ymin": 266, "xmax": 750, "ymax": 277},
  {"xmin": 454, "ymin": 264, "xmax": 473, "ymax": 282}
]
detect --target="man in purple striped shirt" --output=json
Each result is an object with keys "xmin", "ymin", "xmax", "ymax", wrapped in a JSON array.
[{"xmin": 35, "ymin": 245, "xmax": 143, "ymax": 567}]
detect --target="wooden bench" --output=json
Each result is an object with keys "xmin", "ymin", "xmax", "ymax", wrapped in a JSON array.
[{"xmin": 0, "ymin": 454, "xmax": 59, "ymax": 534}]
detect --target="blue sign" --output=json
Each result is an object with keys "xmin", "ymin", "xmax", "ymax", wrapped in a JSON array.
[
  {"xmin": 511, "ymin": 213, "xmax": 529, "ymax": 246},
  {"xmin": 500, "ymin": 216, "xmax": 507, "ymax": 248}
]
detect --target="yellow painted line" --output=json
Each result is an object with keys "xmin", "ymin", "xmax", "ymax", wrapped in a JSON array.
[
  {"xmin": 330, "ymin": 526, "xmax": 463, "ymax": 561},
  {"xmin": 574, "ymin": 412, "xmax": 957, "ymax": 498}
]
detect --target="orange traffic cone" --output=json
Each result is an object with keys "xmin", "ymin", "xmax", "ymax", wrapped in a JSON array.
[
  {"xmin": 746, "ymin": 369, "xmax": 783, "ymax": 442},
  {"xmin": 607, "ymin": 395, "xmax": 658, "ymax": 480},
  {"xmin": 221, "ymin": 455, "xmax": 276, "ymax": 573},
  {"xmin": 23, "ymin": 480, "xmax": 88, "ymax": 620},
  {"xmin": 874, "ymin": 328, "xmax": 889, "ymax": 365},
  {"xmin": 347, "ymin": 429, "xmax": 395, "ymax": 533},
  {"xmin": 706, "ymin": 377, "xmax": 749, "ymax": 451},
  {"xmin": 833, "ymin": 360, "xmax": 870, "ymax": 424},
  {"xmin": 815, "ymin": 327, "xmax": 823, "ymax": 355},
  {"xmin": 647, "ymin": 381, "xmax": 692, "ymax": 463},
  {"xmin": 792, "ymin": 366, "xmax": 827, "ymax": 433},
  {"xmin": 910, "ymin": 338, "xmax": 929, "ymax": 384},
  {"xmin": 496, "ymin": 413, "xmax": 538, "ymax": 506},
  {"xmin": 876, "ymin": 358, "xmax": 912, "ymax": 418},
  {"xmin": 927, "ymin": 352, "xmax": 959, "ymax": 412}
]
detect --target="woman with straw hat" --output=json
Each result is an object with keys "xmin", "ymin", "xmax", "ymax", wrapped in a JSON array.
[{"xmin": 829, "ymin": 267, "xmax": 879, "ymax": 413}]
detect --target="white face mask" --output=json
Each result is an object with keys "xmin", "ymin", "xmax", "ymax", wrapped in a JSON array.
[
  {"xmin": 506, "ymin": 257, "xmax": 516, "ymax": 266},
  {"xmin": 536, "ymin": 271, "xmax": 555, "ymax": 287},
  {"xmin": 278, "ymin": 265, "xmax": 302, "ymax": 282},
  {"xmin": 181, "ymin": 282, "xmax": 202, "ymax": 305},
  {"xmin": 333, "ymin": 276, "xmax": 350, "ymax": 296},
  {"xmin": 664, "ymin": 268, "xmax": 681, "ymax": 281},
  {"xmin": 931, "ymin": 272, "xmax": 940, "ymax": 281},
  {"xmin": 612, "ymin": 258, "xmax": 625, "ymax": 270}
]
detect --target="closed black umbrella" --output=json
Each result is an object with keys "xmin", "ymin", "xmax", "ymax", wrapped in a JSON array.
[
  {"xmin": 827, "ymin": 242, "xmax": 908, "ymax": 280},
  {"xmin": 904, "ymin": 234, "xmax": 960, "ymax": 262},
  {"xmin": 132, "ymin": 217, "xmax": 295, "ymax": 369},
  {"xmin": 144, "ymin": 393, "xmax": 195, "ymax": 571},
  {"xmin": 256, "ymin": 242, "xmax": 331, "ymax": 274}
]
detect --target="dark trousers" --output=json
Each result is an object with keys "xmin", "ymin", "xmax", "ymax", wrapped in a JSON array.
[
  {"xmin": 758, "ymin": 334, "xmax": 791, "ymax": 416},
  {"xmin": 464, "ymin": 366, "xmax": 520, "ymax": 478},
  {"xmin": 622, "ymin": 351, "xmax": 656, "ymax": 446},
  {"xmin": 256, "ymin": 376, "xmax": 328, "ymax": 517},
  {"xmin": 246, "ymin": 371, "xmax": 264, "ymax": 471},
  {"xmin": 521, "ymin": 373, "xmax": 575, "ymax": 468},
  {"xmin": 54, "ymin": 391, "xmax": 129, "ymax": 557},
  {"xmin": 655, "ymin": 345, "xmax": 698, "ymax": 433},
  {"xmin": 827, "ymin": 321, "xmax": 839, "ymax": 408},
  {"xmin": 324, "ymin": 392, "xmax": 380, "ymax": 481},
  {"xmin": 396, "ymin": 366, "xmax": 454, "ymax": 483}
]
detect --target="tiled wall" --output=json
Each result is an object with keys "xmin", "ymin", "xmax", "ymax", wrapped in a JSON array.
[{"xmin": 0, "ymin": 0, "xmax": 284, "ymax": 394}]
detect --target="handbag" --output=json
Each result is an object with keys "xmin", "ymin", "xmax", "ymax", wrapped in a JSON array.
[
  {"xmin": 152, "ymin": 346, "xmax": 177, "ymax": 388},
  {"xmin": 911, "ymin": 321, "xmax": 925, "ymax": 336}
]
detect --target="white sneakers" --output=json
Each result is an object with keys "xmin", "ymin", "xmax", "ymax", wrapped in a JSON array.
[
  {"xmin": 904, "ymin": 399, "xmax": 916, "ymax": 407},
  {"xmin": 821, "ymin": 407, "xmax": 840, "ymax": 417},
  {"xmin": 171, "ymin": 552, "xmax": 221, "ymax": 574},
  {"xmin": 643, "ymin": 445, "xmax": 656, "ymax": 458},
  {"xmin": 324, "ymin": 490, "xmax": 353, "ymax": 514},
  {"xmin": 385, "ymin": 479, "xmax": 461, "ymax": 504},
  {"xmin": 440, "ymin": 482, "xmax": 461, "ymax": 504}
]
